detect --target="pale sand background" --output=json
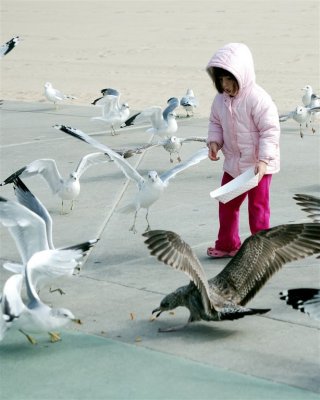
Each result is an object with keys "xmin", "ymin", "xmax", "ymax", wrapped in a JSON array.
[{"xmin": 1, "ymin": 1, "xmax": 319, "ymax": 118}]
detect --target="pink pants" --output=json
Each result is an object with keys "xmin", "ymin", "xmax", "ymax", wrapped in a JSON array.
[{"xmin": 214, "ymin": 172, "xmax": 272, "ymax": 252}]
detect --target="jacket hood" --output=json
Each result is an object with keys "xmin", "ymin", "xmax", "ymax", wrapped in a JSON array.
[{"xmin": 207, "ymin": 43, "xmax": 256, "ymax": 92}]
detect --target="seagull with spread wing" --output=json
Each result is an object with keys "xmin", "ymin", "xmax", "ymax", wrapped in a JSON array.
[
  {"xmin": 0, "ymin": 195, "xmax": 97, "ymax": 343},
  {"xmin": 54, "ymin": 124, "xmax": 209, "ymax": 233},
  {"xmin": 91, "ymin": 88, "xmax": 130, "ymax": 135},
  {"xmin": 0, "ymin": 152, "xmax": 111, "ymax": 213},
  {"xmin": 143, "ymin": 217, "xmax": 320, "ymax": 331},
  {"xmin": 0, "ymin": 36, "xmax": 21, "ymax": 59},
  {"xmin": 121, "ymin": 97, "xmax": 180, "ymax": 139}
]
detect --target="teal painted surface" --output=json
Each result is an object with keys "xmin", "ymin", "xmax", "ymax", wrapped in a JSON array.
[{"xmin": 0, "ymin": 331, "xmax": 318, "ymax": 400}]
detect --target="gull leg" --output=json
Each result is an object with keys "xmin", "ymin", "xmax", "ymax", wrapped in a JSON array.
[
  {"xmin": 70, "ymin": 199, "xmax": 74, "ymax": 211},
  {"xmin": 145, "ymin": 210, "xmax": 151, "ymax": 232},
  {"xmin": 48, "ymin": 331, "xmax": 61, "ymax": 342},
  {"xmin": 129, "ymin": 211, "xmax": 138, "ymax": 234},
  {"xmin": 300, "ymin": 124, "xmax": 304, "ymax": 139},
  {"xmin": 19, "ymin": 329, "xmax": 37, "ymax": 345},
  {"xmin": 177, "ymin": 155, "xmax": 182, "ymax": 163},
  {"xmin": 60, "ymin": 200, "xmax": 64, "ymax": 215},
  {"xmin": 49, "ymin": 287, "xmax": 66, "ymax": 295}
]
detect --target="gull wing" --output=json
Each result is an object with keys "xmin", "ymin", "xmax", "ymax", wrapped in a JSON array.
[
  {"xmin": 180, "ymin": 136, "xmax": 207, "ymax": 143},
  {"xmin": 25, "ymin": 240, "xmax": 97, "ymax": 298},
  {"xmin": 13, "ymin": 177, "xmax": 54, "ymax": 249},
  {"xmin": 210, "ymin": 223, "xmax": 320, "ymax": 306},
  {"xmin": 0, "ymin": 196, "xmax": 49, "ymax": 265},
  {"xmin": 1, "ymin": 159, "xmax": 62, "ymax": 195},
  {"xmin": 162, "ymin": 97, "xmax": 180, "ymax": 121},
  {"xmin": 159, "ymin": 147, "xmax": 208, "ymax": 185},
  {"xmin": 1, "ymin": 275, "xmax": 25, "ymax": 325},
  {"xmin": 143, "ymin": 230, "xmax": 214, "ymax": 314},
  {"xmin": 294, "ymin": 193, "xmax": 320, "ymax": 222},
  {"xmin": 0, "ymin": 36, "xmax": 20, "ymax": 59},
  {"xmin": 54, "ymin": 125, "xmax": 144, "ymax": 185},
  {"xmin": 73, "ymin": 152, "xmax": 111, "ymax": 179}
]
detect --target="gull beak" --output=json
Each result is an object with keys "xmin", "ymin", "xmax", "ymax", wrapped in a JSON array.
[
  {"xmin": 152, "ymin": 307, "xmax": 162, "ymax": 318},
  {"xmin": 73, "ymin": 318, "xmax": 82, "ymax": 325}
]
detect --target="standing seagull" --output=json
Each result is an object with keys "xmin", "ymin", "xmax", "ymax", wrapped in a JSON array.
[
  {"xmin": 54, "ymin": 124, "xmax": 209, "ymax": 232},
  {"xmin": 0, "ymin": 36, "xmax": 21, "ymax": 59},
  {"xmin": 121, "ymin": 97, "xmax": 180, "ymax": 139},
  {"xmin": 143, "ymin": 221, "xmax": 320, "ymax": 332},
  {"xmin": 91, "ymin": 88, "xmax": 130, "ymax": 135},
  {"xmin": 179, "ymin": 89, "xmax": 199, "ymax": 117},
  {"xmin": 44, "ymin": 82, "xmax": 77, "ymax": 109},
  {"xmin": 301, "ymin": 85, "xmax": 320, "ymax": 107},
  {"xmin": 0, "ymin": 152, "xmax": 111, "ymax": 213}
]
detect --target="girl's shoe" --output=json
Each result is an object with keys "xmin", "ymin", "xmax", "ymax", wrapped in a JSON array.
[{"xmin": 207, "ymin": 247, "xmax": 238, "ymax": 259}]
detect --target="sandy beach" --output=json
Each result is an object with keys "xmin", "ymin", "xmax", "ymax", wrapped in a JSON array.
[{"xmin": 1, "ymin": 1, "xmax": 319, "ymax": 118}]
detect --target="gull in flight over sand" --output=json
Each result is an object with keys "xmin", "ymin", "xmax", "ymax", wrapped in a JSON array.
[
  {"xmin": 0, "ymin": 152, "xmax": 111, "ymax": 213},
  {"xmin": 0, "ymin": 36, "xmax": 21, "ymax": 59},
  {"xmin": 279, "ymin": 193, "xmax": 320, "ymax": 321},
  {"xmin": 179, "ymin": 89, "xmax": 199, "ymax": 117},
  {"xmin": 121, "ymin": 97, "xmax": 180, "ymax": 138},
  {"xmin": 0, "ymin": 195, "xmax": 98, "ymax": 344},
  {"xmin": 279, "ymin": 104, "xmax": 320, "ymax": 137},
  {"xmin": 54, "ymin": 124, "xmax": 209, "ymax": 233},
  {"xmin": 44, "ymin": 82, "xmax": 77, "ymax": 109},
  {"xmin": 91, "ymin": 88, "xmax": 130, "ymax": 135},
  {"xmin": 143, "ymin": 215, "xmax": 320, "ymax": 332}
]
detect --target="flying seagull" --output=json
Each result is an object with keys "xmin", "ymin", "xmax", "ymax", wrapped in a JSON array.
[
  {"xmin": 54, "ymin": 124, "xmax": 209, "ymax": 233},
  {"xmin": 0, "ymin": 242, "xmax": 93, "ymax": 344},
  {"xmin": 121, "ymin": 97, "xmax": 180, "ymax": 138},
  {"xmin": 156, "ymin": 135, "xmax": 207, "ymax": 163},
  {"xmin": 0, "ymin": 36, "xmax": 21, "ymax": 59},
  {"xmin": 44, "ymin": 82, "xmax": 77, "ymax": 109},
  {"xmin": 91, "ymin": 88, "xmax": 130, "ymax": 135},
  {"xmin": 0, "ymin": 152, "xmax": 111, "ymax": 213},
  {"xmin": 279, "ymin": 105, "xmax": 320, "ymax": 137},
  {"xmin": 143, "ymin": 221, "xmax": 320, "ymax": 332},
  {"xmin": 179, "ymin": 89, "xmax": 199, "ymax": 117}
]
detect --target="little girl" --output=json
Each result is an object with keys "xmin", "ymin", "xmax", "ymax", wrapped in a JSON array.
[{"xmin": 206, "ymin": 43, "xmax": 280, "ymax": 258}]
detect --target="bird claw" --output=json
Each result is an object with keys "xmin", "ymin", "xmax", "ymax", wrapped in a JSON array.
[{"xmin": 49, "ymin": 332, "xmax": 61, "ymax": 342}]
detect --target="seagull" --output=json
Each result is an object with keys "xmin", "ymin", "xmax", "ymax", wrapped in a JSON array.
[
  {"xmin": 91, "ymin": 88, "xmax": 130, "ymax": 135},
  {"xmin": 279, "ymin": 105, "xmax": 320, "ymax": 137},
  {"xmin": 53, "ymin": 124, "xmax": 209, "ymax": 233},
  {"xmin": 157, "ymin": 135, "xmax": 207, "ymax": 163},
  {"xmin": 0, "ymin": 189, "xmax": 98, "ymax": 287},
  {"xmin": 0, "ymin": 152, "xmax": 111, "ymax": 213},
  {"xmin": 179, "ymin": 89, "xmax": 199, "ymax": 117},
  {"xmin": 0, "ymin": 36, "xmax": 21, "ymax": 59},
  {"xmin": 142, "ymin": 221, "xmax": 320, "ymax": 332},
  {"xmin": 121, "ymin": 97, "xmax": 180, "ymax": 138},
  {"xmin": 44, "ymin": 82, "xmax": 77, "ymax": 109},
  {"xmin": 301, "ymin": 85, "xmax": 320, "ymax": 107},
  {"xmin": 0, "ymin": 242, "xmax": 93, "ymax": 344},
  {"xmin": 279, "ymin": 289, "xmax": 320, "ymax": 321}
]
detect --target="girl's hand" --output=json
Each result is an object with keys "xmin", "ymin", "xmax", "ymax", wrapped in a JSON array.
[
  {"xmin": 255, "ymin": 160, "xmax": 267, "ymax": 182},
  {"xmin": 208, "ymin": 142, "xmax": 220, "ymax": 161}
]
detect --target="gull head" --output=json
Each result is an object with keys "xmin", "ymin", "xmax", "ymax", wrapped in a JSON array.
[
  {"xmin": 152, "ymin": 292, "xmax": 181, "ymax": 318},
  {"xmin": 121, "ymin": 103, "xmax": 129, "ymax": 110},
  {"xmin": 169, "ymin": 136, "xmax": 178, "ymax": 144},
  {"xmin": 147, "ymin": 170, "xmax": 159, "ymax": 183},
  {"xmin": 295, "ymin": 106, "xmax": 305, "ymax": 116},
  {"xmin": 44, "ymin": 82, "xmax": 52, "ymax": 89},
  {"xmin": 301, "ymin": 85, "xmax": 312, "ymax": 93},
  {"xmin": 50, "ymin": 308, "xmax": 82, "ymax": 326},
  {"xmin": 69, "ymin": 172, "xmax": 78, "ymax": 181}
]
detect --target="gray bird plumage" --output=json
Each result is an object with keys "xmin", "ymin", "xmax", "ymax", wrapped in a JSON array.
[{"xmin": 143, "ymin": 219, "xmax": 320, "ymax": 331}]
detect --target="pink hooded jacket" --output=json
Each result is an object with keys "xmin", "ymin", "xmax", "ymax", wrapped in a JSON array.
[{"xmin": 207, "ymin": 43, "xmax": 280, "ymax": 177}]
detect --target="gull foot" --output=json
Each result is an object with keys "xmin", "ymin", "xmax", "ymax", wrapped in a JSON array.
[{"xmin": 49, "ymin": 332, "xmax": 61, "ymax": 343}]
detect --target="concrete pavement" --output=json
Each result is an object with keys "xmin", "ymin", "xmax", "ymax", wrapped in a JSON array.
[{"xmin": 0, "ymin": 100, "xmax": 319, "ymax": 399}]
